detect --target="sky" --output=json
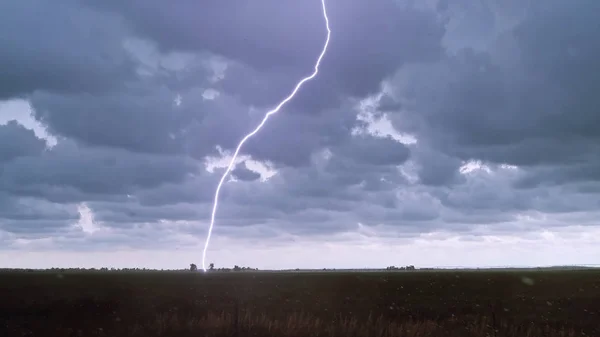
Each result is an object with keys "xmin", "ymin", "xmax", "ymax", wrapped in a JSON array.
[{"xmin": 1, "ymin": 0, "xmax": 599, "ymax": 270}]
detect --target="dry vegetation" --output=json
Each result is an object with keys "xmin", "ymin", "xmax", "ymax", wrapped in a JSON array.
[{"xmin": 1, "ymin": 269, "xmax": 599, "ymax": 336}]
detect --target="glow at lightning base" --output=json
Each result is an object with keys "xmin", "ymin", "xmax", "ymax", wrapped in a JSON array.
[{"xmin": 201, "ymin": 0, "xmax": 332, "ymax": 271}]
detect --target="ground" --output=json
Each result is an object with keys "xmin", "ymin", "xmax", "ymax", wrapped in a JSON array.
[{"xmin": 1, "ymin": 268, "xmax": 598, "ymax": 336}]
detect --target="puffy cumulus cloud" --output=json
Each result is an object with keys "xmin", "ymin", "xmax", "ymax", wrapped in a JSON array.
[{"xmin": 1, "ymin": 0, "xmax": 600, "ymax": 268}]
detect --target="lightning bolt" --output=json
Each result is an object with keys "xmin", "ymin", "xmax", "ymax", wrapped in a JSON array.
[{"xmin": 201, "ymin": 0, "xmax": 331, "ymax": 271}]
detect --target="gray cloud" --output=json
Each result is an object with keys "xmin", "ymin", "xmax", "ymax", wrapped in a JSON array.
[
  {"xmin": 337, "ymin": 135, "xmax": 410, "ymax": 166},
  {"xmin": 87, "ymin": 201, "xmax": 204, "ymax": 226},
  {"xmin": 411, "ymin": 146, "xmax": 464, "ymax": 186},
  {"xmin": 88, "ymin": 0, "xmax": 445, "ymax": 112},
  {"xmin": 0, "ymin": 192, "xmax": 79, "ymax": 237},
  {"xmin": 0, "ymin": 140, "xmax": 199, "ymax": 203},
  {"xmin": 30, "ymin": 84, "xmax": 212, "ymax": 155},
  {"xmin": 16, "ymin": 0, "xmax": 440, "ymax": 168},
  {"xmin": 135, "ymin": 175, "xmax": 217, "ymax": 207},
  {"xmin": 1, "ymin": 0, "xmax": 600, "ymax": 255},
  {"xmin": 242, "ymin": 102, "xmax": 358, "ymax": 167},
  {"xmin": 231, "ymin": 164, "xmax": 261, "ymax": 182},
  {"xmin": 1, "ymin": 219, "xmax": 73, "ymax": 236},
  {"xmin": 0, "ymin": 121, "xmax": 46, "ymax": 163},
  {"xmin": 0, "ymin": 0, "xmax": 135, "ymax": 99},
  {"xmin": 388, "ymin": 0, "xmax": 600, "ymax": 186},
  {"xmin": 0, "ymin": 194, "xmax": 77, "ymax": 222}
]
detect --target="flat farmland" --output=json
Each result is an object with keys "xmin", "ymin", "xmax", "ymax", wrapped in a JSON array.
[{"xmin": 1, "ymin": 269, "xmax": 599, "ymax": 336}]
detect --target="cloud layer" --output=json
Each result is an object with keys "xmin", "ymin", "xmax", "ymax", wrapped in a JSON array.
[{"xmin": 1, "ymin": 0, "xmax": 599, "ymax": 268}]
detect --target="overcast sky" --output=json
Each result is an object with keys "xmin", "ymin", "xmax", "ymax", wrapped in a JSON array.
[{"xmin": 1, "ymin": 0, "xmax": 599, "ymax": 270}]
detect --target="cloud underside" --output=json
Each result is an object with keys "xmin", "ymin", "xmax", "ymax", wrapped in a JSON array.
[{"xmin": 1, "ymin": 0, "xmax": 599, "ymax": 254}]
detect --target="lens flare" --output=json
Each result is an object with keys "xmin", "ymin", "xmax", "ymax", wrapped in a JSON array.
[{"xmin": 201, "ymin": 0, "xmax": 332, "ymax": 271}]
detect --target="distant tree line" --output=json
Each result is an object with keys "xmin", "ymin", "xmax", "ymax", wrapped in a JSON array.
[
  {"xmin": 385, "ymin": 265, "xmax": 416, "ymax": 271},
  {"xmin": 2, "ymin": 265, "xmax": 422, "ymax": 273},
  {"xmin": 190, "ymin": 263, "xmax": 258, "ymax": 272},
  {"xmin": 1, "ymin": 265, "xmax": 258, "ymax": 273},
  {"xmin": 1, "ymin": 267, "xmax": 196, "ymax": 273}
]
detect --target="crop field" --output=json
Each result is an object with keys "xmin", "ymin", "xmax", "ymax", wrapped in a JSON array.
[{"xmin": 1, "ymin": 268, "xmax": 599, "ymax": 336}]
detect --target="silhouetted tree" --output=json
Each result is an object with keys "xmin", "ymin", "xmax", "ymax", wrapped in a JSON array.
[
  {"xmin": 209, "ymin": 263, "xmax": 215, "ymax": 271},
  {"xmin": 190, "ymin": 263, "xmax": 198, "ymax": 272}
]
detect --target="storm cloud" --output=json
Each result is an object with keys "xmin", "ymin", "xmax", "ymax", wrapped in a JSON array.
[
  {"xmin": 0, "ymin": 0, "xmax": 135, "ymax": 99},
  {"xmin": 1, "ymin": 0, "xmax": 599, "ymax": 268}
]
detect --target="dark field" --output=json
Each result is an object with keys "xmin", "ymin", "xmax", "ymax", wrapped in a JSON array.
[{"xmin": 1, "ymin": 269, "xmax": 599, "ymax": 337}]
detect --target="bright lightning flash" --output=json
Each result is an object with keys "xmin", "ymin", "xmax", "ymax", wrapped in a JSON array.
[{"xmin": 201, "ymin": 0, "xmax": 331, "ymax": 271}]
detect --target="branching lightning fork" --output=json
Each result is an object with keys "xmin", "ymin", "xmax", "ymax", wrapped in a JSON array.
[{"xmin": 201, "ymin": 0, "xmax": 331, "ymax": 271}]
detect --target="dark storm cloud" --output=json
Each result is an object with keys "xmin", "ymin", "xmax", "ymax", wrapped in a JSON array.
[
  {"xmin": 388, "ymin": 0, "xmax": 600, "ymax": 187},
  {"xmin": 263, "ymin": 145, "xmax": 407, "ymax": 205},
  {"xmin": 514, "ymin": 163, "xmax": 600, "ymax": 189},
  {"xmin": 87, "ymin": 201, "xmax": 204, "ymax": 225},
  {"xmin": 228, "ymin": 1, "xmax": 445, "ymax": 113},
  {"xmin": 81, "ymin": 134, "xmax": 411, "ymax": 235},
  {"xmin": 1, "ymin": 219, "xmax": 74, "ymax": 236},
  {"xmin": 188, "ymin": 140, "xmax": 416, "ymax": 234},
  {"xmin": 231, "ymin": 164, "xmax": 261, "ymax": 182},
  {"xmin": 288, "ymin": 1, "xmax": 445, "ymax": 110},
  {"xmin": 336, "ymin": 135, "xmax": 410, "ymax": 166},
  {"xmin": 30, "ymin": 82, "xmax": 270, "ymax": 160},
  {"xmin": 0, "ymin": 194, "xmax": 79, "ymax": 236},
  {"xmin": 242, "ymin": 102, "xmax": 357, "ymax": 167},
  {"xmin": 88, "ymin": 0, "xmax": 445, "ymax": 112},
  {"xmin": 135, "ymin": 175, "xmax": 217, "ymax": 207},
  {"xmin": 320, "ymin": 136, "xmax": 411, "ymax": 192},
  {"xmin": 0, "ymin": 0, "xmax": 135, "ymax": 99},
  {"xmin": 21, "ymin": 0, "xmax": 440, "ymax": 168},
  {"xmin": 377, "ymin": 95, "xmax": 403, "ymax": 114},
  {"xmin": 198, "ymin": 159, "xmax": 600, "ymax": 237},
  {"xmin": 0, "ymin": 194, "xmax": 77, "ymax": 222},
  {"xmin": 30, "ymin": 84, "xmax": 209, "ymax": 155},
  {"xmin": 433, "ymin": 168, "xmax": 600, "ymax": 226},
  {"xmin": 4, "ymin": 0, "xmax": 600, "ymax": 252},
  {"xmin": 0, "ymin": 140, "xmax": 199, "ymax": 202},
  {"xmin": 412, "ymin": 147, "xmax": 464, "ymax": 186},
  {"xmin": 86, "ymin": 0, "xmax": 326, "ymax": 72},
  {"xmin": 433, "ymin": 171, "xmax": 530, "ymax": 213},
  {"xmin": 0, "ymin": 121, "xmax": 46, "ymax": 163}
]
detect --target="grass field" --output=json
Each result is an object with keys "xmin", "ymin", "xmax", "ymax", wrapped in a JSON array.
[{"xmin": 1, "ymin": 268, "xmax": 599, "ymax": 336}]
